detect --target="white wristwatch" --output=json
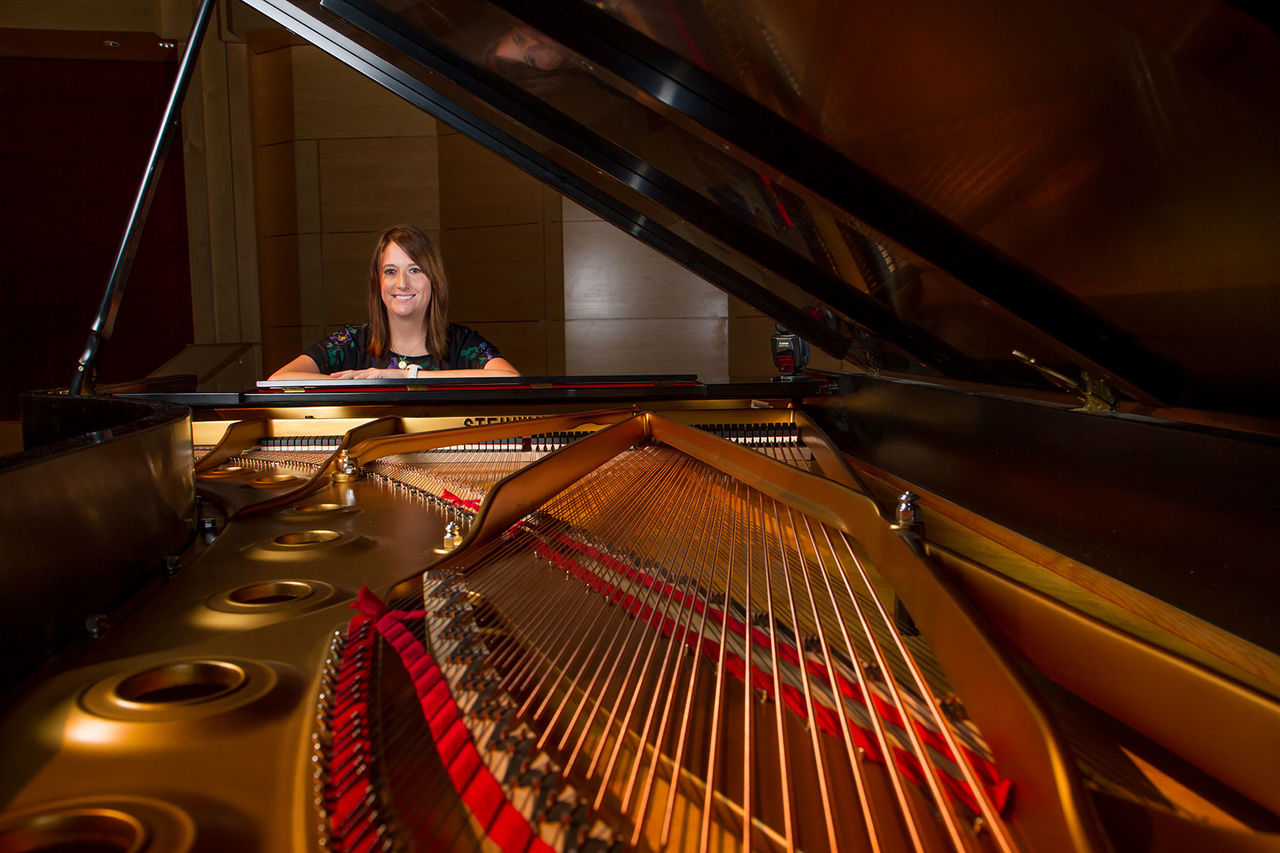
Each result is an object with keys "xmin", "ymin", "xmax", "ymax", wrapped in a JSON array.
[{"xmin": 406, "ymin": 363, "xmax": 420, "ymax": 379}]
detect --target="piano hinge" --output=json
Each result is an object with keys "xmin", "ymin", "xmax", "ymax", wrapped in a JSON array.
[{"xmin": 1013, "ymin": 350, "xmax": 1117, "ymax": 412}]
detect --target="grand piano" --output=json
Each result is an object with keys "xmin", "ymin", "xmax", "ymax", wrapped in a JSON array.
[{"xmin": 1, "ymin": 0, "xmax": 1278, "ymax": 851}]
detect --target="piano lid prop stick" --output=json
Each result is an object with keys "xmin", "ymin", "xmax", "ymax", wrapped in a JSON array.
[{"xmin": 71, "ymin": 0, "xmax": 218, "ymax": 395}]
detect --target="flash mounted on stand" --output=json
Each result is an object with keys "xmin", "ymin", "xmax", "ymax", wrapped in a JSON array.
[{"xmin": 771, "ymin": 324, "xmax": 810, "ymax": 380}]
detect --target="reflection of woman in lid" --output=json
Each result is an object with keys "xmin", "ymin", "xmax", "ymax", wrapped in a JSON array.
[
  {"xmin": 268, "ymin": 224, "xmax": 519, "ymax": 381},
  {"xmin": 480, "ymin": 1, "xmax": 661, "ymax": 86},
  {"xmin": 486, "ymin": 24, "xmax": 572, "ymax": 71}
]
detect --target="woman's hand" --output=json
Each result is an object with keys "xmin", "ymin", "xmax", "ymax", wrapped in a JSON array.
[{"xmin": 330, "ymin": 367, "xmax": 406, "ymax": 380}]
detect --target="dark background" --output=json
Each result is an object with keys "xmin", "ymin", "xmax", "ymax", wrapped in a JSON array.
[{"xmin": 0, "ymin": 54, "xmax": 192, "ymax": 420}]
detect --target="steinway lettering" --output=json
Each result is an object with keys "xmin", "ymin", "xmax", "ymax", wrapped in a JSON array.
[{"xmin": 462, "ymin": 415, "xmax": 538, "ymax": 427}]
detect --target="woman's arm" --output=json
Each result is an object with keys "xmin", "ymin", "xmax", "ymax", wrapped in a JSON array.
[
  {"xmin": 270, "ymin": 354, "xmax": 402, "ymax": 382},
  {"xmin": 270, "ymin": 356, "xmax": 521, "ymax": 381},
  {"xmin": 479, "ymin": 356, "xmax": 520, "ymax": 376},
  {"xmin": 341, "ymin": 357, "xmax": 521, "ymax": 380},
  {"xmin": 268, "ymin": 354, "xmax": 327, "ymax": 380}
]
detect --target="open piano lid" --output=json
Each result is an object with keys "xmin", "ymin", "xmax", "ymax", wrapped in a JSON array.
[{"xmin": 240, "ymin": 0, "xmax": 1279, "ymax": 416}]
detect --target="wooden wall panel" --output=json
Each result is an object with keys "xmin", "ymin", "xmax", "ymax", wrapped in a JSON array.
[
  {"xmin": 261, "ymin": 325, "xmax": 311, "ymax": 379},
  {"xmin": 321, "ymin": 230, "xmax": 380, "ymax": 328},
  {"xmin": 225, "ymin": 40, "xmax": 261, "ymax": 356},
  {"xmin": 293, "ymin": 140, "xmax": 322, "ymax": 235},
  {"xmin": 258, "ymin": 233, "xmax": 324, "ymax": 374},
  {"xmin": 808, "ymin": 349, "xmax": 845, "ymax": 373},
  {"xmin": 247, "ymin": 45, "xmax": 293, "ymax": 147},
  {"xmin": 194, "ymin": 34, "xmax": 240, "ymax": 338},
  {"xmin": 563, "ymin": 218, "xmax": 725, "ymax": 320},
  {"xmin": 444, "ymin": 224, "xmax": 546, "ymax": 322},
  {"xmin": 467, "ymin": 320, "xmax": 550, "ymax": 375},
  {"xmin": 729, "ymin": 313, "xmax": 780, "ymax": 381},
  {"xmin": 296, "ymin": 233, "xmax": 325, "ymax": 330},
  {"xmin": 566, "ymin": 318, "xmax": 727, "ymax": 379},
  {"xmin": 543, "ymin": 215, "xmax": 565, "ymax": 322},
  {"xmin": 545, "ymin": 319, "xmax": 566, "ymax": 375},
  {"xmin": 247, "ymin": 40, "xmax": 295, "ymax": 374},
  {"xmin": 258, "ymin": 235, "xmax": 304, "ymax": 327},
  {"xmin": 318, "ymin": 136, "xmax": 438, "ymax": 233},
  {"xmin": 562, "ymin": 199, "xmax": 727, "ymax": 380},
  {"xmin": 438, "ymin": 133, "xmax": 542, "ymax": 229},
  {"xmin": 290, "ymin": 45, "xmax": 434, "ymax": 141},
  {"xmin": 255, "ymin": 141, "xmax": 299, "ymax": 237}
]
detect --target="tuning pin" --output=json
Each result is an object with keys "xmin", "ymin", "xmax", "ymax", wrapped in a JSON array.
[
  {"xmin": 332, "ymin": 449, "xmax": 361, "ymax": 482},
  {"xmin": 895, "ymin": 491, "xmax": 922, "ymax": 530}
]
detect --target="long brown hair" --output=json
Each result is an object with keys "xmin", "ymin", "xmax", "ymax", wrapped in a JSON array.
[{"xmin": 366, "ymin": 224, "xmax": 450, "ymax": 362}]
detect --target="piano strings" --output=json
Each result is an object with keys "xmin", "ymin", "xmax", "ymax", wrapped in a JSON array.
[{"xmin": 331, "ymin": 429, "xmax": 1015, "ymax": 851}]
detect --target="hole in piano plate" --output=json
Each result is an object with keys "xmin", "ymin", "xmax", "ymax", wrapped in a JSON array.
[
  {"xmin": 80, "ymin": 659, "xmax": 277, "ymax": 723},
  {"xmin": 273, "ymin": 530, "xmax": 341, "ymax": 546},
  {"xmin": 273, "ymin": 503, "xmax": 359, "ymax": 524},
  {"xmin": 240, "ymin": 529, "xmax": 367, "ymax": 561},
  {"xmin": 227, "ymin": 580, "xmax": 315, "ymax": 605},
  {"xmin": 0, "ymin": 807, "xmax": 145, "ymax": 853},
  {"xmin": 292, "ymin": 502, "xmax": 342, "ymax": 513},
  {"xmin": 196, "ymin": 464, "xmax": 245, "ymax": 479},
  {"xmin": 112, "ymin": 661, "xmax": 246, "ymax": 706},
  {"xmin": 0, "ymin": 798, "xmax": 194, "ymax": 853},
  {"xmin": 204, "ymin": 580, "xmax": 335, "ymax": 616},
  {"xmin": 250, "ymin": 473, "xmax": 299, "ymax": 488}
]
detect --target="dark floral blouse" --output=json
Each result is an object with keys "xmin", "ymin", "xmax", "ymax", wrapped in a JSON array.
[{"xmin": 303, "ymin": 323, "xmax": 503, "ymax": 373}]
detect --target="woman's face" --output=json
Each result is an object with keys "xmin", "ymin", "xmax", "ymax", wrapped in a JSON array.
[
  {"xmin": 380, "ymin": 240, "xmax": 432, "ymax": 324},
  {"xmin": 492, "ymin": 26, "xmax": 567, "ymax": 71}
]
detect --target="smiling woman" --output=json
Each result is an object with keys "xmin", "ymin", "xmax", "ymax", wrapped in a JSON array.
[{"xmin": 268, "ymin": 224, "xmax": 519, "ymax": 380}]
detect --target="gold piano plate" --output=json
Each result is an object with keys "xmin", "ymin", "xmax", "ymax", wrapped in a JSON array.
[{"xmin": 0, "ymin": 797, "xmax": 194, "ymax": 853}]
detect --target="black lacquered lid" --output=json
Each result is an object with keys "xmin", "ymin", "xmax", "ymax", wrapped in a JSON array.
[{"xmin": 243, "ymin": 0, "xmax": 1280, "ymax": 415}]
